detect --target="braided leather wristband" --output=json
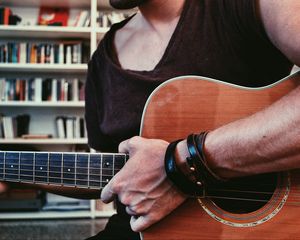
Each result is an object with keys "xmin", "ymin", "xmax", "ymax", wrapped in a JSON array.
[
  {"xmin": 164, "ymin": 139, "xmax": 205, "ymax": 197},
  {"xmin": 186, "ymin": 132, "xmax": 226, "ymax": 187}
]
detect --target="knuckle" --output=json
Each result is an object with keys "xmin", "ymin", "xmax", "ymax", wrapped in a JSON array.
[
  {"xmin": 110, "ymin": 179, "xmax": 122, "ymax": 193},
  {"xmin": 119, "ymin": 194, "xmax": 131, "ymax": 206},
  {"xmin": 128, "ymin": 136, "xmax": 141, "ymax": 146}
]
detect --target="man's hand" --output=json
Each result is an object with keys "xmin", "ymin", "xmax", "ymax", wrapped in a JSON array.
[
  {"xmin": 101, "ymin": 136, "xmax": 187, "ymax": 232},
  {"xmin": 0, "ymin": 182, "xmax": 9, "ymax": 194}
]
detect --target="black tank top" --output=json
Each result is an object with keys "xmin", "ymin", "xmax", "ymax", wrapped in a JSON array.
[{"xmin": 85, "ymin": 0, "xmax": 293, "ymax": 152}]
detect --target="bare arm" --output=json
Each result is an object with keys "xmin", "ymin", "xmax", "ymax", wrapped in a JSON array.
[
  {"xmin": 258, "ymin": 0, "xmax": 300, "ymax": 65},
  {"xmin": 182, "ymin": 0, "xmax": 300, "ymax": 178},
  {"xmin": 176, "ymin": 82, "xmax": 300, "ymax": 178}
]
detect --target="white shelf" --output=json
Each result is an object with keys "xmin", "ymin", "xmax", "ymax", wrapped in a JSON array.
[
  {"xmin": 0, "ymin": 210, "xmax": 114, "ymax": 220},
  {"xmin": 0, "ymin": 0, "xmax": 92, "ymax": 8},
  {"xmin": 0, "ymin": 63, "xmax": 87, "ymax": 73},
  {"xmin": 0, "ymin": 0, "xmax": 120, "ymax": 221},
  {"xmin": 0, "ymin": 101, "xmax": 85, "ymax": 107},
  {"xmin": 96, "ymin": 27, "xmax": 110, "ymax": 33},
  {"xmin": 0, "ymin": 0, "xmax": 113, "ymax": 9},
  {"xmin": 0, "ymin": 25, "xmax": 91, "ymax": 39},
  {"xmin": 0, "ymin": 138, "xmax": 88, "ymax": 144}
]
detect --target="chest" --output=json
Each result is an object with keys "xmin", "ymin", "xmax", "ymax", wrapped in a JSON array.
[{"xmin": 113, "ymin": 21, "xmax": 179, "ymax": 71}]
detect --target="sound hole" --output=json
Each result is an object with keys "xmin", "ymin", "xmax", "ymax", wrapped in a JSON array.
[{"xmin": 207, "ymin": 173, "xmax": 277, "ymax": 214}]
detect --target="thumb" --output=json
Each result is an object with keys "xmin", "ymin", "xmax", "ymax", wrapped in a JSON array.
[
  {"xmin": 130, "ymin": 215, "xmax": 153, "ymax": 232},
  {"xmin": 100, "ymin": 180, "xmax": 116, "ymax": 203},
  {"xmin": 0, "ymin": 182, "xmax": 9, "ymax": 194}
]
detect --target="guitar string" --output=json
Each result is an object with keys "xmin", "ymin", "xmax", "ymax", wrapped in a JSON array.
[
  {"xmin": 0, "ymin": 165, "xmax": 287, "ymax": 187},
  {"xmin": 4, "ymin": 174, "xmax": 300, "ymax": 206},
  {"xmin": 0, "ymin": 168, "xmax": 281, "ymax": 190},
  {"xmin": 4, "ymin": 169, "xmax": 300, "ymax": 202},
  {"xmin": 0, "ymin": 165, "xmax": 294, "ymax": 191},
  {"xmin": 5, "ymin": 162, "xmax": 298, "ymax": 185}
]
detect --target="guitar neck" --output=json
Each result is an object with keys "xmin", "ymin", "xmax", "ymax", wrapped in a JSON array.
[{"xmin": 0, "ymin": 151, "xmax": 128, "ymax": 190}]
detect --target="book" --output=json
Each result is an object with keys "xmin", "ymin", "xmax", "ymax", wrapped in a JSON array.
[
  {"xmin": 66, "ymin": 117, "xmax": 74, "ymax": 139},
  {"xmin": 56, "ymin": 117, "xmax": 66, "ymax": 138},
  {"xmin": 2, "ymin": 116, "xmax": 15, "ymax": 139},
  {"xmin": 34, "ymin": 78, "xmax": 43, "ymax": 102},
  {"xmin": 15, "ymin": 114, "xmax": 30, "ymax": 137},
  {"xmin": 75, "ymin": 10, "xmax": 89, "ymax": 27},
  {"xmin": 0, "ymin": 7, "xmax": 12, "ymax": 25},
  {"xmin": 38, "ymin": 7, "xmax": 69, "ymax": 26},
  {"xmin": 22, "ymin": 134, "xmax": 52, "ymax": 139}
]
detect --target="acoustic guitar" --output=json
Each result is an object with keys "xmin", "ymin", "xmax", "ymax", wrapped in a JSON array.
[{"xmin": 0, "ymin": 71, "xmax": 299, "ymax": 239}]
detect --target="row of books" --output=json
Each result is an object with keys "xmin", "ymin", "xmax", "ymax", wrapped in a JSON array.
[
  {"xmin": 0, "ymin": 77, "xmax": 85, "ymax": 102},
  {"xmin": 75, "ymin": 10, "xmax": 90, "ymax": 27},
  {"xmin": 0, "ymin": 41, "xmax": 82, "ymax": 64},
  {"xmin": 97, "ymin": 12, "xmax": 131, "ymax": 28},
  {"xmin": 0, "ymin": 114, "xmax": 30, "ymax": 139},
  {"xmin": 0, "ymin": 114, "xmax": 86, "ymax": 139},
  {"xmin": 56, "ymin": 116, "xmax": 87, "ymax": 139}
]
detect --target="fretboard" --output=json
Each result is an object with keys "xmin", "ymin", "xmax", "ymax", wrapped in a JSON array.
[{"xmin": 0, "ymin": 151, "xmax": 128, "ymax": 190}]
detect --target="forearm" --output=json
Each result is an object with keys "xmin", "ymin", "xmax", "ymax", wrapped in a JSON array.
[
  {"xmin": 206, "ymin": 85, "xmax": 300, "ymax": 178},
  {"xmin": 177, "ymin": 85, "xmax": 300, "ymax": 179}
]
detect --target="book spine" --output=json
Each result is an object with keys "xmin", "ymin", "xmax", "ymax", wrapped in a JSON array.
[{"xmin": 56, "ymin": 117, "xmax": 66, "ymax": 139}]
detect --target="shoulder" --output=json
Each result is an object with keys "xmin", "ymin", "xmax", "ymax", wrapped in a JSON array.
[{"xmin": 258, "ymin": 0, "xmax": 300, "ymax": 65}]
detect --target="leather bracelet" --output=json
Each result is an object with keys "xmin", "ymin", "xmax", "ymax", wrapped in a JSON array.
[
  {"xmin": 164, "ymin": 139, "xmax": 205, "ymax": 197},
  {"xmin": 186, "ymin": 132, "xmax": 226, "ymax": 186}
]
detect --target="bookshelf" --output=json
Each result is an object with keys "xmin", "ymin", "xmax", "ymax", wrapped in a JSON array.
[{"xmin": 0, "ymin": 0, "xmax": 134, "ymax": 220}]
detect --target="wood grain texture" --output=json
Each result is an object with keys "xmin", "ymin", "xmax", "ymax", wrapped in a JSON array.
[{"xmin": 140, "ymin": 72, "xmax": 300, "ymax": 240}]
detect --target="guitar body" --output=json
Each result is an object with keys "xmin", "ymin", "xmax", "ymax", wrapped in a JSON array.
[{"xmin": 140, "ymin": 72, "xmax": 300, "ymax": 239}]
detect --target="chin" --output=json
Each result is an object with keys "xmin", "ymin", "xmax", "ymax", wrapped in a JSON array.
[{"xmin": 109, "ymin": 0, "xmax": 147, "ymax": 9}]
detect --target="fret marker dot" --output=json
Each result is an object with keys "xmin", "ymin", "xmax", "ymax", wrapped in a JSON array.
[
  {"xmin": 11, "ymin": 165, "xmax": 13, "ymax": 168},
  {"xmin": 40, "ymin": 167, "xmax": 43, "ymax": 170},
  {"xmin": 106, "ymin": 179, "xmax": 109, "ymax": 182},
  {"xmin": 105, "ymin": 162, "xmax": 110, "ymax": 166},
  {"xmin": 68, "ymin": 169, "xmax": 71, "ymax": 172}
]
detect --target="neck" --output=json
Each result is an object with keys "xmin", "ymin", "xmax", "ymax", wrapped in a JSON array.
[
  {"xmin": 137, "ymin": 0, "xmax": 185, "ymax": 27},
  {"xmin": 0, "ymin": 150, "xmax": 128, "ymax": 190}
]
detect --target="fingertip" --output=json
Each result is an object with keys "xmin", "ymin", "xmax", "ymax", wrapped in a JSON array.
[
  {"xmin": 0, "ymin": 182, "xmax": 8, "ymax": 193},
  {"xmin": 118, "ymin": 139, "xmax": 128, "ymax": 153},
  {"xmin": 130, "ymin": 215, "xmax": 150, "ymax": 232},
  {"xmin": 100, "ymin": 184, "xmax": 115, "ymax": 203}
]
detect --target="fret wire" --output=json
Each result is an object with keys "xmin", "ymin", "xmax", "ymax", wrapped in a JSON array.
[
  {"xmin": 88, "ymin": 153, "xmax": 90, "ymax": 188},
  {"xmin": 33, "ymin": 152, "xmax": 36, "ymax": 183},
  {"xmin": 18, "ymin": 152, "xmax": 21, "ymax": 182},
  {"xmin": 100, "ymin": 154, "xmax": 103, "ymax": 188},
  {"xmin": 3, "ymin": 151, "xmax": 6, "ymax": 180},
  {"xmin": 47, "ymin": 152, "xmax": 50, "ymax": 184},
  {"xmin": 61, "ymin": 153, "xmax": 63, "ymax": 186},
  {"xmin": 112, "ymin": 154, "xmax": 115, "ymax": 179},
  {"xmin": 75, "ymin": 153, "xmax": 78, "ymax": 187}
]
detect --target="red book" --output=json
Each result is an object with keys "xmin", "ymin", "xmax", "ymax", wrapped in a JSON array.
[
  {"xmin": 38, "ymin": 7, "xmax": 69, "ymax": 26},
  {"xmin": 3, "ymin": 7, "xmax": 12, "ymax": 25}
]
